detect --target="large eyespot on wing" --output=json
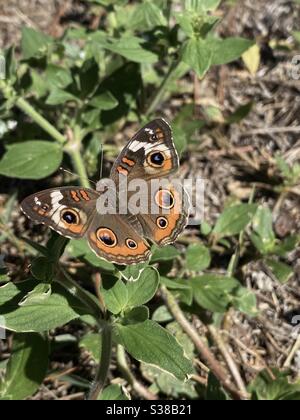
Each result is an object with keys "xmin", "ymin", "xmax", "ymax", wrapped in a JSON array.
[{"xmin": 87, "ymin": 225, "xmax": 152, "ymax": 265}]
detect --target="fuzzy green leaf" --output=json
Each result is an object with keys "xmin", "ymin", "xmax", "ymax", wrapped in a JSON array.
[
  {"xmin": 115, "ymin": 320, "xmax": 194, "ymax": 381},
  {"xmin": 0, "ymin": 333, "xmax": 49, "ymax": 400},
  {"xmin": 213, "ymin": 204, "xmax": 258, "ymax": 238},
  {"xmin": 0, "ymin": 141, "xmax": 63, "ymax": 180},
  {"xmin": 186, "ymin": 244, "xmax": 211, "ymax": 271}
]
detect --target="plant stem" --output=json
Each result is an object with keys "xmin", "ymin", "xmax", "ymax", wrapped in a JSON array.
[
  {"xmin": 16, "ymin": 97, "xmax": 90, "ymax": 188},
  {"xmin": 160, "ymin": 285, "xmax": 249, "ymax": 400},
  {"xmin": 16, "ymin": 97, "xmax": 66, "ymax": 145},
  {"xmin": 67, "ymin": 145, "xmax": 91, "ymax": 189},
  {"xmin": 88, "ymin": 324, "xmax": 113, "ymax": 400},
  {"xmin": 57, "ymin": 267, "xmax": 112, "ymax": 400},
  {"xmin": 208, "ymin": 325, "xmax": 248, "ymax": 397},
  {"xmin": 227, "ymin": 187, "xmax": 256, "ymax": 277},
  {"xmin": 145, "ymin": 59, "xmax": 181, "ymax": 117}
]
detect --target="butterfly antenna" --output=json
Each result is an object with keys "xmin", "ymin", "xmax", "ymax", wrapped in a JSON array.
[
  {"xmin": 99, "ymin": 142, "xmax": 104, "ymax": 180},
  {"xmin": 59, "ymin": 167, "xmax": 97, "ymax": 187}
]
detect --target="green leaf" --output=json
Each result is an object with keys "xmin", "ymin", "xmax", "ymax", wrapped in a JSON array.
[
  {"xmin": 161, "ymin": 277, "xmax": 193, "ymax": 306},
  {"xmin": 3, "ymin": 47, "xmax": 16, "ymax": 83},
  {"xmin": 213, "ymin": 204, "xmax": 258, "ymax": 238},
  {"xmin": 104, "ymin": 36, "xmax": 158, "ymax": 64},
  {"xmin": 30, "ymin": 257, "xmax": 54, "ymax": 283},
  {"xmin": 79, "ymin": 333, "xmax": 102, "ymax": 363},
  {"xmin": 265, "ymin": 259, "xmax": 293, "ymax": 284},
  {"xmin": 191, "ymin": 274, "xmax": 239, "ymax": 313},
  {"xmin": 123, "ymin": 306, "xmax": 149, "ymax": 324},
  {"xmin": 21, "ymin": 27, "xmax": 52, "ymax": 59},
  {"xmin": 172, "ymin": 125, "xmax": 188, "ymax": 156},
  {"xmin": 0, "ymin": 141, "xmax": 63, "ymax": 180},
  {"xmin": 152, "ymin": 305, "xmax": 173, "ymax": 323},
  {"xmin": 89, "ymin": 92, "xmax": 119, "ymax": 110},
  {"xmin": 273, "ymin": 235, "xmax": 300, "ymax": 257},
  {"xmin": 67, "ymin": 239, "xmax": 115, "ymax": 272},
  {"xmin": 206, "ymin": 372, "xmax": 227, "ymax": 400},
  {"xmin": 253, "ymin": 206, "xmax": 276, "ymax": 245},
  {"xmin": 226, "ymin": 102, "xmax": 253, "ymax": 124},
  {"xmin": 0, "ymin": 333, "xmax": 48, "ymax": 400},
  {"xmin": 249, "ymin": 370, "xmax": 300, "ymax": 400},
  {"xmin": 18, "ymin": 283, "xmax": 52, "ymax": 307},
  {"xmin": 126, "ymin": 267, "xmax": 160, "ymax": 308},
  {"xmin": 132, "ymin": 0, "xmax": 167, "ymax": 30},
  {"xmin": 0, "ymin": 280, "xmax": 88, "ymax": 332},
  {"xmin": 99, "ymin": 384, "xmax": 129, "ymax": 400},
  {"xmin": 101, "ymin": 276, "xmax": 128, "ymax": 315},
  {"xmin": 175, "ymin": 13, "xmax": 194, "ymax": 38},
  {"xmin": 171, "ymin": 105, "xmax": 206, "ymax": 154},
  {"xmin": 201, "ymin": 221, "xmax": 212, "ymax": 236},
  {"xmin": 186, "ymin": 244, "xmax": 211, "ymax": 271},
  {"xmin": 166, "ymin": 321, "xmax": 195, "ymax": 359},
  {"xmin": 182, "ymin": 38, "xmax": 213, "ymax": 77},
  {"xmin": 293, "ymin": 31, "xmax": 300, "ymax": 44},
  {"xmin": 232, "ymin": 287, "xmax": 258, "ymax": 317},
  {"xmin": 46, "ymin": 88, "xmax": 79, "ymax": 105},
  {"xmin": 151, "ymin": 246, "xmax": 180, "ymax": 263},
  {"xmin": 45, "ymin": 65, "xmax": 73, "ymax": 89},
  {"xmin": 251, "ymin": 206, "xmax": 276, "ymax": 254},
  {"xmin": 117, "ymin": 263, "xmax": 149, "ymax": 282},
  {"xmin": 185, "ymin": 0, "xmax": 221, "ymax": 11},
  {"xmin": 114, "ymin": 320, "xmax": 194, "ymax": 381},
  {"xmin": 208, "ymin": 37, "xmax": 254, "ymax": 66},
  {"xmin": 141, "ymin": 363, "xmax": 197, "ymax": 398}
]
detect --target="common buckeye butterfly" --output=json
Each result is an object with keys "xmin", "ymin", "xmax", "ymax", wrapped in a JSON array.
[{"xmin": 21, "ymin": 119, "xmax": 189, "ymax": 265}]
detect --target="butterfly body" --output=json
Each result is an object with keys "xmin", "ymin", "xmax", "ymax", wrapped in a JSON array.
[{"xmin": 21, "ymin": 119, "xmax": 189, "ymax": 265}]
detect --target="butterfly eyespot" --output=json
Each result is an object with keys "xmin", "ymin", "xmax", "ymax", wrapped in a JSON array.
[
  {"xmin": 61, "ymin": 209, "xmax": 79, "ymax": 225},
  {"xmin": 157, "ymin": 217, "xmax": 169, "ymax": 229},
  {"xmin": 126, "ymin": 238, "xmax": 138, "ymax": 249},
  {"xmin": 151, "ymin": 134, "xmax": 157, "ymax": 141},
  {"xmin": 97, "ymin": 228, "xmax": 117, "ymax": 248},
  {"xmin": 148, "ymin": 151, "xmax": 165, "ymax": 167},
  {"xmin": 155, "ymin": 189, "xmax": 175, "ymax": 210},
  {"xmin": 41, "ymin": 204, "xmax": 49, "ymax": 211}
]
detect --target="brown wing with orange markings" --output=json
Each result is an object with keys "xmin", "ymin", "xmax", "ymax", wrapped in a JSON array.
[
  {"xmin": 87, "ymin": 213, "xmax": 152, "ymax": 265},
  {"xmin": 135, "ymin": 180, "xmax": 190, "ymax": 247},
  {"xmin": 110, "ymin": 119, "xmax": 179, "ymax": 184},
  {"xmin": 21, "ymin": 187, "xmax": 99, "ymax": 239}
]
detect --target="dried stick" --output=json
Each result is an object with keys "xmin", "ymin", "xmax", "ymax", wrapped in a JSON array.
[{"xmin": 160, "ymin": 285, "xmax": 249, "ymax": 400}]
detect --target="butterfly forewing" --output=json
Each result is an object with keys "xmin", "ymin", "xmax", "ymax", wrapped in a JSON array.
[{"xmin": 21, "ymin": 187, "xmax": 99, "ymax": 239}]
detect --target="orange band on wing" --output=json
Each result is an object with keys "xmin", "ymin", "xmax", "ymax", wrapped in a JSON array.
[
  {"xmin": 71, "ymin": 190, "xmax": 80, "ymax": 202},
  {"xmin": 122, "ymin": 157, "xmax": 135, "ymax": 167},
  {"xmin": 155, "ymin": 128, "xmax": 164, "ymax": 140},
  {"xmin": 117, "ymin": 166, "xmax": 128, "ymax": 176},
  {"xmin": 61, "ymin": 222, "xmax": 84, "ymax": 234},
  {"xmin": 80, "ymin": 190, "xmax": 91, "ymax": 201}
]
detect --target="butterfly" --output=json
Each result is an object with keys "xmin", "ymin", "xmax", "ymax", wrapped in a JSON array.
[{"xmin": 21, "ymin": 119, "xmax": 189, "ymax": 265}]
